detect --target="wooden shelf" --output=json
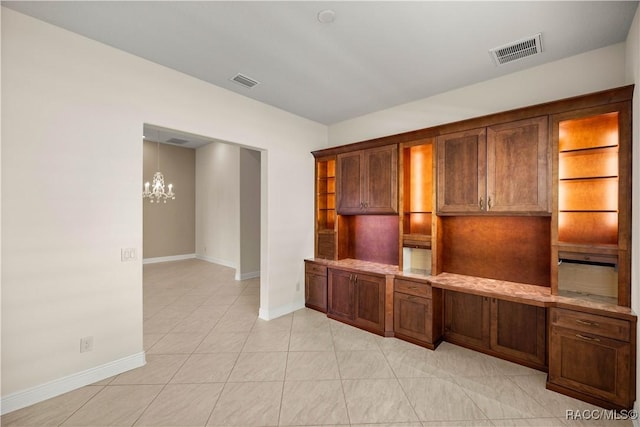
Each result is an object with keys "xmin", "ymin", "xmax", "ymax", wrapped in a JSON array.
[{"xmin": 403, "ymin": 233, "xmax": 431, "ymax": 249}]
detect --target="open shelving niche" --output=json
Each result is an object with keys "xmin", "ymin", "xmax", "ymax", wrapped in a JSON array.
[
  {"xmin": 315, "ymin": 157, "xmax": 337, "ymax": 259},
  {"xmin": 399, "ymin": 139, "xmax": 434, "ymax": 275},
  {"xmin": 554, "ymin": 109, "xmax": 628, "ymax": 305}
]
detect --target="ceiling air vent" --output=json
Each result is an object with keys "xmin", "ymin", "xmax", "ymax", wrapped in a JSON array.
[
  {"xmin": 489, "ymin": 33, "xmax": 543, "ymax": 66},
  {"xmin": 230, "ymin": 73, "xmax": 260, "ymax": 88},
  {"xmin": 166, "ymin": 137, "xmax": 190, "ymax": 145}
]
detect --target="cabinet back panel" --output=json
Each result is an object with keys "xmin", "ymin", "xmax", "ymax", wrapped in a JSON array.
[
  {"xmin": 441, "ymin": 216, "xmax": 550, "ymax": 286},
  {"xmin": 558, "ymin": 112, "xmax": 618, "ymax": 152},
  {"xmin": 348, "ymin": 215, "xmax": 399, "ymax": 265}
]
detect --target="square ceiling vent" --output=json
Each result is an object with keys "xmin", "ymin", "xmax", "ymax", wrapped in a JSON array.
[{"xmin": 489, "ymin": 33, "xmax": 543, "ymax": 66}]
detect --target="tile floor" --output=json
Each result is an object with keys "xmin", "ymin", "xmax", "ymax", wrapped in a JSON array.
[{"xmin": 1, "ymin": 259, "xmax": 634, "ymax": 426}]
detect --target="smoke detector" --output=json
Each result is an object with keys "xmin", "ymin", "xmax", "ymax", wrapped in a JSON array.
[
  {"xmin": 318, "ymin": 9, "xmax": 336, "ymax": 24},
  {"xmin": 489, "ymin": 33, "xmax": 543, "ymax": 66}
]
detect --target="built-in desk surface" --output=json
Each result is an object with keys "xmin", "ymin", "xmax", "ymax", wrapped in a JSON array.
[{"xmin": 306, "ymin": 258, "xmax": 636, "ymax": 320}]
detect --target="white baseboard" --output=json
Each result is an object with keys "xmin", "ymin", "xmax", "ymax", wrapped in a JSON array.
[
  {"xmin": 0, "ymin": 352, "xmax": 146, "ymax": 415},
  {"xmin": 259, "ymin": 300, "xmax": 305, "ymax": 321},
  {"xmin": 195, "ymin": 254, "xmax": 236, "ymax": 269},
  {"xmin": 143, "ymin": 254, "xmax": 196, "ymax": 264},
  {"xmin": 237, "ymin": 270, "xmax": 260, "ymax": 281}
]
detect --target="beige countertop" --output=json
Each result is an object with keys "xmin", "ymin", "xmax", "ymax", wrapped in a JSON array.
[{"xmin": 305, "ymin": 258, "xmax": 636, "ymax": 320}]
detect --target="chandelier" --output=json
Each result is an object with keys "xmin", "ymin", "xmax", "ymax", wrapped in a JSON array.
[{"xmin": 143, "ymin": 141, "xmax": 175, "ymax": 203}]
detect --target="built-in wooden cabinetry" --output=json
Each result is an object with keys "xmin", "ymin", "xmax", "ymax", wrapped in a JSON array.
[
  {"xmin": 399, "ymin": 139, "xmax": 434, "ymax": 274},
  {"xmin": 551, "ymin": 102, "xmax": 632, "ymax": 306},
  {"xmin": 393, "ymin": 277, "xmax": 442, "ymax": 349},
  {"xmin": 315, "ymin": 157, "xmax": 337, "ymax": 259},
  {"xmin": 306, "ymin": 85, "xmax": 636, "ymax": 411},
  {"xmin": 327, "ymin": 268, "xmax": 387, "ymax": 335},
  {"xmin": 437, "ymin": 116, "xmax": 549, "ymax": 214},
  {"xmin": 443, "ymin": 290, "xmax": 547, "ymax": 370},
  {"xmin": 548, "ymin": 307, "xmax": 636, "ymax": 410},
  {"xmin": 304, "ymin": 260, "xmax": 327, "ymax": 312},
  {"xmin": 336, "ymin": 145, "xmax": 398, "ymax": 214}
]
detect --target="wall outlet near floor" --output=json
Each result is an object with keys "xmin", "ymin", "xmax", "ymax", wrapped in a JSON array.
[
  {"xmin": 296, "ymin": 281, "xmax": 300, "ymax": 291},
  {"xmin": 80, "ymin": 336, "xmax": 94, "ymax": 353},
  {"xmin": 121, "ymin": 247, "xmax": 137, "ymax": 262}
]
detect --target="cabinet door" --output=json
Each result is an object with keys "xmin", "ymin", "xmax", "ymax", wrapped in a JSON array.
[
  {"xmin": 443, "ymin": 291, "xmax": 490, "ymax": 348},
  {"xmin": 305, "ymin": 272, "xmax": 327, "ymax": 313},
  {"xmin": 549, "ymin": 326, "xmax": 632, "ymax": 408},
  {"xmin": 487, "ymin": 117, "xmax": 549, "ymax": 213},
  {"xmin": 394, "ymin": 292, "xmax": 432, "ymax": 343},
  {"xmin": 437, "ymin": 129, "xmax": 487, "ymax": 213},
  {"xmin": 336, "ymin": 150, "xmax": 364, "ymax": 214},
  {"xmin": 353, "ymin": 273, "xmax": 386, "ymax": 333},
  {"xmin": 327, "ymin": 269, "xmax": 355, "ymax": 321},
  {"xmin": 490, "ymin": 299, "xmax": 546, "ymax": 367},
  {"xmin": 364, "ymin": 145, "xmax": 398, "ymax": 214}
]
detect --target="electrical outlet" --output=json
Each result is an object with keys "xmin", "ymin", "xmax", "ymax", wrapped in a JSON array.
[
  {"xmin": 296, "ymin": 281, "xmax": 300, "ymax": 291},
  {"xmin": 80, "ymin": 336, "xmax": 94, "ymax": 353},
  {"xmin": 121, "ymin": 248, "xmax": 137, "ymax": 262}
]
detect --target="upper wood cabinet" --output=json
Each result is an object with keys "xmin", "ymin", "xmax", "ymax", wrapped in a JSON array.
[
  {"xmin": 487, "ymin": 117, "xmax": 549, "ymax": 213},
  {"xmin": 336, "ymin": 145, "xmax": 398, "ymax": 214},
  {"xmin": 436, "ymin": 117, "xmax": 549, "ymax": 214},
  {"xmin": 436, "ymin": 128, "xmax": 487, "ymax": 213}
]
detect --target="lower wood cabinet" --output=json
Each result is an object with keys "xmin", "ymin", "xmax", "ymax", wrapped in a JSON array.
[
  {"xmin": 393, "ymin": 278, "xmax": 442, "ymax": 349},
  {"xmin": 547, "ymin": 308, "xmax": 636, "ymax": 410},
  {"xmin": 328, "ymin": 268, "xmax": 385, "ymax": 335},
  {"xmin": 444, "ymin": 290, "xmax": 546, "ymax": 370},
  {"xmin": 491, "ymin": 298, "xmax": 546, "ymax": 367},
  {"xmin": 444, "ymin": 291, "xmax": 491, "ymax": 349},
  {"xmin": 304, "ymin": 261, "xmax": 327, "ymax": 312}
]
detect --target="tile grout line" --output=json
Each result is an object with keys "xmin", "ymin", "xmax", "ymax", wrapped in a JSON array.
[{"xmin": 329, "ymin": 318, "xmax": 353, "ymax": 427}]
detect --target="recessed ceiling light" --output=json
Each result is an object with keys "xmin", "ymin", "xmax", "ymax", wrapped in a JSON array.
[{"xmin": 317, "ymin": 9, "xmax": 336, "ymax": 24}]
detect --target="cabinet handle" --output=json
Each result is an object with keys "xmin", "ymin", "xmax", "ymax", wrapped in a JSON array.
[
  {"xmin": 363, "ymin": 201, "xmax": 368, "ymax": 208},
  {"xmin": 576, "ymin": 319, "xmax": 599, "ymax": 327},
  {"xmin": 575, "ymin": 333, "xmax": 600, "ymax": 342},
  {"xmin": 408, "ymin": 286, "xmax": 418, "ymax": 290},
  {"xmin": 354, "ymin": 275, "xmax": 358, "ymax": 283},
  {"xmin": 487, "ymin": 196, "xmax": 492, "ymax": 210},
  {"xmin": 479, "ymin": 197, "xmax": 484, "ymax": 210}
]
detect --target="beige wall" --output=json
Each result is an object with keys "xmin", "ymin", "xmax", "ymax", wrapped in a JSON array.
[
  {"xmin": 143, "ymin": 140, "xmax": 195, "ymax": 259},
  {"xmin": 195, "ymin": 142, "xmax": 240, "ymax": 269},
  {"xmin": 239, "ymin": 148, "xmax": 261, "ymax": 279},
  {"xmin": 2, "ymin": 7, "xmax": 324, "ymax": 411}
]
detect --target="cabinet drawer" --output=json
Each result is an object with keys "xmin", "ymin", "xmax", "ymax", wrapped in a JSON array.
[
  {"xmin": 305, "ymin": 262, "xmax": 327, "ymax": 277},
  {"xmin": 395, "ymin": 278, "xmax": 431, "ymax": 298},
  {"xmin": 551, "ymin": 308, "xmax": 630, "ymax": 342}
]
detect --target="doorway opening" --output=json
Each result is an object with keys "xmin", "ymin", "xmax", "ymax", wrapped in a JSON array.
[{"xmin": 142, "ymin": 123, "xmax": 263, "ymax": 309}]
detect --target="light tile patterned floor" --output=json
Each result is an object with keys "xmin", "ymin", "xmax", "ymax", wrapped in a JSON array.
[{"xmin": 2, "ymin": 259, "xmax": 634, "ymax": 426}]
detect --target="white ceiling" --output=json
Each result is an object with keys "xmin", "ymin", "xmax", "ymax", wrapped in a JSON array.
[{"xmin": 4, "ymin": 1, "xmax": 638, "ymax": 127}]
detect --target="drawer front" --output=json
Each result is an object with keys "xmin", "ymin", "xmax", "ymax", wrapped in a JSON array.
[
  {"xmin": 551, "ymin": 308, "xmax": 630, "ymax": 342},
  {"xmin": 305, "ymin": 262, "xmax": 327, "ymax": 277},
  {"xmin": 395, "ymin": 278, "xmax": 432, "ymax": 298}
]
